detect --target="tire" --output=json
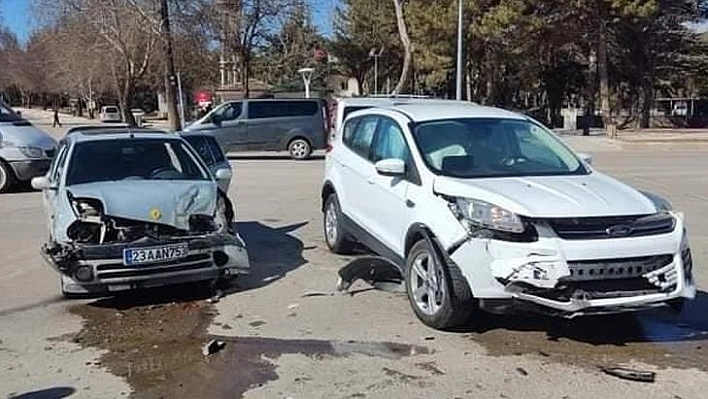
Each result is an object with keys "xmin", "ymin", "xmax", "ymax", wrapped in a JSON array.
[
  {"xmin": 0, "ymin": 160, "xmax": 17, "ymax": 193},
  {"xmin": 288, "ymin": 138, "xmax": 312, "ymax": 160},
  {"xmin": 323, "ymin": 193, "xmax": 356, "ymax": 254},
  {"xmin": 405, "ymin": 239, "xmax": 477, "ymax": 330}
]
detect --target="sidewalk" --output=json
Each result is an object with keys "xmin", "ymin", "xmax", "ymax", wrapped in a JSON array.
[
  {"xmin": 555, "ymin": 127, "xmax": 708, "ymax": 143},
  {"xmin": 15, "ymin": 107, "xmax": 170, "ymax": 140}
]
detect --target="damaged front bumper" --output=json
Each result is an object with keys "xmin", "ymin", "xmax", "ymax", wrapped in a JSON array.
[
  {"xmin": 449, "ymin": 213, "xmax": 695, "ymax": 317},
  {"xmin": 42, "ymin": 233, "xmax": 250, "ymax": 295}
]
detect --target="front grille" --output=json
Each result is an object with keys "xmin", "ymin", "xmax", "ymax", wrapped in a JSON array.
[
  {"xmin": 563, "ymin": 254, "xmax": 674, "ymax": 282},
  {"xmin": 547, "ymin": 213, "xmax": 675, "ymax": 240},
  {"xmin": 95, "ymin": 253, "xmax": 212, "ymax": 280}
]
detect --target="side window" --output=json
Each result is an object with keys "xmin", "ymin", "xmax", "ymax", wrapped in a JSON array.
[
  {"xmin": 341, "ymin": 117, "xmax": 360, "ymax": 146},
  {"xmin": 247, "ymin": 101, "xmax": 272, "ymax": 119},
  {"xmin": 183, "ymin": 136, "xmax": 216, "ymax": 167},
  {"xmin": 371, "ymin": 118, "xmax": 410, "ymax": 163},
  {"xmin": 50, "ymin": 143, "xmax": 69, "ymax": 182},
  {"xmin": 347, "ymin": 116, "xmax": 378, "ymax": 160},
  {"xmin": 213, "ymin": 102, "xmax": 242, "ymax": 122},
  {"xmin": 206, "ymin": 136, "xmax": 226, "ymax": 163}
]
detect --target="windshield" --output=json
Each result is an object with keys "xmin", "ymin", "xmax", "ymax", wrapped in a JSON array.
[
  {"xmin": 66, "ymin": 138, "xmax": 210, "ymax": 185},
  {"xmin": 413, "ymin": 118, "xmax": 586, "ymax": 178},
  {"xmin": 0, "ymin": 101, "xmax": 21, "ymax": 122}
]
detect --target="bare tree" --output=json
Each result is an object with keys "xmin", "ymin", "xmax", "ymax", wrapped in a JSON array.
[{"xmin": 391, "ymin": 0, "xmax": 411, "ymax": 95}]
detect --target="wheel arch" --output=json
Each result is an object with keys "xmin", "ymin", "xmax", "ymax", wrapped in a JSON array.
[{"xmin": 321, "ymin": 180, "xmax": 336, "ymax": 212}]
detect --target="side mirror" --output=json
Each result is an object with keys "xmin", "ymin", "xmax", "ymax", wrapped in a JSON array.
[
  {"xmin": 578, "ymin": 153, "xmax": 593, "ymax": 165},
  {"xmin": 375, "ymin": 159, "xmax": 406, "ymax": 177},
  {"xmin": 215, "ymin": 168, "xmax": 232, "ymax": 181},
  {"xmin": 31, "ymin": 176, "xmax": 55, "ymax": 191}
]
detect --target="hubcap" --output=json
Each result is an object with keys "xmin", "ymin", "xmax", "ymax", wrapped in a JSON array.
[
  {"xmin": 325, "ymin": 202, "xmax": 338, "ymax": 245},
  {"xmin": 0, "ymin": 166, "xmax": 6, "ymax": 190},
  {"xmin": 291, "ymin": 141, "xmax": 308, "ymax": 158},
  {"xmin": 410, "ymin": 251, "xmax": 445, "ymax": 315}
]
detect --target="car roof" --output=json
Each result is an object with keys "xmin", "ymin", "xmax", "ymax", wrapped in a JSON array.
[
  {"xmin": 335, "ymin": 97, "xmax": 439, "ymax": 107},
  {"xmin": 65, "ymin": 128, "xmax": 173, "ymax": 142},
  {"xmin": 383, "ymin": 101, "xmax": 527, "ymax": 122}
]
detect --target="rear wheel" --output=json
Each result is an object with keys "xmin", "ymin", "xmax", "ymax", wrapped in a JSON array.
[
  {"xmin": 406, "ymin": 239, "xmax": 477, "ymax": 330},
  {"xmin": 323, "ymin": 193, "xmax": 355, "ymax": 254},
  {"xmin": 288, "ymin": 138, "xmax": 312, "ymax": 160},
  {"xmin": 0, "ymin": 160, "xmax": 17, "ymax": 193}
]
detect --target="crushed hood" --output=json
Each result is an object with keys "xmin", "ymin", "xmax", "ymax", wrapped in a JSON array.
[
  {"xmin": 67, "ymin": 180, "xmax": 217, "ymax": 230},
  {"xmin": 0, "ymin": 121, "xmax": 57, "ymax": 150},
  {"xmin": 433, "ymin": 172, "xmax": 657, "ymax": 218}
]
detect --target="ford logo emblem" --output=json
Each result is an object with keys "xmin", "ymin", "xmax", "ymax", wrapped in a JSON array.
[{"xmin": 606, "ymin": 224, "xmax": 633, "ymax": 237}]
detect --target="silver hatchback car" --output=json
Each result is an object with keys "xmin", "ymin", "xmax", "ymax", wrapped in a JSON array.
[{"xmin": 32, "ymin": 128, "xmax": 249, "ymax": 297}]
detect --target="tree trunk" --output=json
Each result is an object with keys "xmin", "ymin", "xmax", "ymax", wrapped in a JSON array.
[
  {"xmin": 160, "ymin": 0, "xmax": 181, "ymax": 131},
  {"xmin": 242, "ymin": 50, "xmax": 250, "ymax": 99},
  {"xmin": 120, "ymin": 76, "xmax": 137, "ymax": 127},
  {"xmin": 598, "ymin": 20, "xmax": 615, "ymax": 138},
  {"xmin": 392, "ymin": 0, "xmax": 412, "ymax": 95}
]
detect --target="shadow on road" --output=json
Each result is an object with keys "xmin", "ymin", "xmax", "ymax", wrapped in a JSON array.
[
  {"xmin": 81, "ymin": 221, "xmax": 307, "ymax": 310},
  {"xmin": 8, "ymin": 387, "xmax": 76, "ymax": 399},
  {"xmin": 467, "ymin": 291, "xmax": 708, "ymax": 345}
]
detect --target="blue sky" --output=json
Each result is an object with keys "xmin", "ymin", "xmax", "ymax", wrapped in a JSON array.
[
  {"xmin": 0, "ymin": 0, "xmax": 35, "ymax": 43},
  {"xmin": 0, "ymin": 0, "xmax": 337, "ymax": 44}
]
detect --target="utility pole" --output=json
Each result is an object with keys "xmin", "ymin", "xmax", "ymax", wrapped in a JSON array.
[
  {"xmin": 160, "ymin": 0, "xmax": 181, "ymax": 131},
  {"xmin": 455, "ymin": 0, "xmax": 463, "ymax": 100}
]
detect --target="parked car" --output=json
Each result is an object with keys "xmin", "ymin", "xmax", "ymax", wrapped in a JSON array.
[
  {"xmin": 322, "ymin": 101, "xmax": 695, "ymax": 329},
  {"xmin": 99, "ymin": 106, "xmax": 122, "ymax": 123},
  {"xmin": 0, "ymin": 100, "xmax": 57, "ymax": 192},
  {"xmin": 184, "ymin": 98, "xmax": 328, "ymax": 160},
  {"xmin": 31, "ymin": 128, "xmax": 249, "ymax": 297}
]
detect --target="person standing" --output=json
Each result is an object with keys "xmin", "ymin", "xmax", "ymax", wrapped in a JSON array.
[{"xmin": 52, "ymin": 108, "xmax": 62, "ymax": 128}]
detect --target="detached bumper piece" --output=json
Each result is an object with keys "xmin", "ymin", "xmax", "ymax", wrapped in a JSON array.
[{"xmin": 43, "ymin": 233, "xmax": 250, "ymax": 294}]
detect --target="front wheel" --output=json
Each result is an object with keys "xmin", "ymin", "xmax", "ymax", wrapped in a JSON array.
[
  {"xmin": 323, "ymin": 193, "xmax": 355, "ymax": 254},
  {"xmin": 288, "ymin": 138, "xmax": 312, "ymax": 160},
  {"xmin": 0, "ymin": 160, "xmax": 17, "ymax": 193},
  {"xmin": 406, "ymin": 239, "xmax": 477, "ymax": 330}
]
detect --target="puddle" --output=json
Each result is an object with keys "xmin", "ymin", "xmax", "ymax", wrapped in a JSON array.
[
  {"xmin": 64, "ymin": 287, "xmax": 430, "ymax": 399},
  {"xmin": 469, "ymin": 301, "xmax": 708, "ymax": 371}
]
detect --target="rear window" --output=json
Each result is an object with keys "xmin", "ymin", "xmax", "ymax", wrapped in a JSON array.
[
  {"xmin": 248, "ymin": 100, "xmax": 319, "ymax": 119},
  {"xmin": 104, "ymin": 107, "xmax": 118, "ymax": 113},
  {"xmin": 342, "ymin": 106, "xmax": 372, "ymax": 122}
]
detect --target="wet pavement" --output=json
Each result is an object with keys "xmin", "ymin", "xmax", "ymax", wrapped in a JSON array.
[{"xmin": 64, "ymin": 286, "xmax": 432, "ymax": 399}]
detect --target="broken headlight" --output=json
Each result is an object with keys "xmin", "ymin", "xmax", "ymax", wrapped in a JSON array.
[
  {"xmin": 18, "ymin": 146, "xmax": 45, "ymax": 158},
  {"xmin": 452, "ymin": 198, "xmax": 525, "ymax": 233},
  {"xmin": 70, "ymin": 197, "xmax": 103, "ymax": 218}
]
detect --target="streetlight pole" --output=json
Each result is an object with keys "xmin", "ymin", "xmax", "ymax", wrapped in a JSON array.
[
  {"xmin": 456, "ymin": 0, "xmax": 463, "ymax": 101},
  {"xmin": 369, "ymin": 48, "xmax": 383, "ymax": 95},
  {"xmin": 298, "ymin": 68, "xmax": 314, "ymax": 99}
]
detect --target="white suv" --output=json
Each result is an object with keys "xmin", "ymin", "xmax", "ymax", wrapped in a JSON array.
[{"xmin": 322, "ymin": 101, "xmax": 695, "ymax": 329}]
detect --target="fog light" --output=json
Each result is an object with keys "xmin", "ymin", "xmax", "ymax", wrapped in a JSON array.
[
  {"xmin": 213, "ymin": 251, "xmax": 229, "ymax": 266},
  {"xmin": 74, "ymin": 266, "xmax": 93, "ymax": 282}
]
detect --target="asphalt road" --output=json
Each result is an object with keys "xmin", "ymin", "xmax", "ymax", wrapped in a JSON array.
[{"xmin": 1, "ymin": 109, "xmax": 708, "ymax": 398}]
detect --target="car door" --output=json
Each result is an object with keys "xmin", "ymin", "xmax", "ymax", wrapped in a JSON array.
[
  {"xmin": 337, "ymin": 115, "xmax": 380, "ymax": 233},
  {"xmin": 244, "ymin": 100, "xmax": 284, "ymax": 150},
  {"xmin": 362, "ymin": 116, "xmax": 416, "ymax": 255},
  {"xmin": 44, "ymin": 141, "xmax": 69, "ymax": 240},
  {"xmin": 204, "ymin": 102, "xmax": 247, "ymax": 152}
]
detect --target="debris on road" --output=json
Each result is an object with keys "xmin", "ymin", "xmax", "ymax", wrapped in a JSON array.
[
  {"xmin": 287, "ymin": 303, "xmax": 300, "ymax": 309},
  {"xmin": 599, "ymin": 366, "xmax": 656, "ymax": 383},
  {"xmin": 336, "ymin": 257, "xmax": 404, "ymax": 293},
  {"xmin": 207, "ymin": 291, "xmax": 223, "ymax": 304},
  {"xmin": 202, "ymin": 340, "xmax": 226, "ymax": 356},
  {"xmin": 301, "ymin": 291, "xmax": 334, "ymax": 298},
  {"xmin": 516, "ymin": 367, "xmax": 528, "ymax": 376}
]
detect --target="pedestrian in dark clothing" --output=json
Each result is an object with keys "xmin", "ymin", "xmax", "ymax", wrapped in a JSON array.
[{"xmin": 52, "ymin": 108, "xmax": 62, "ymax": 128}]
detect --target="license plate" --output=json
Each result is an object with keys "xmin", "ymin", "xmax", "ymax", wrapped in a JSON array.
[{"xmin": 123, "ymin": 243, "xmax": 189, "ymax": 266}]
